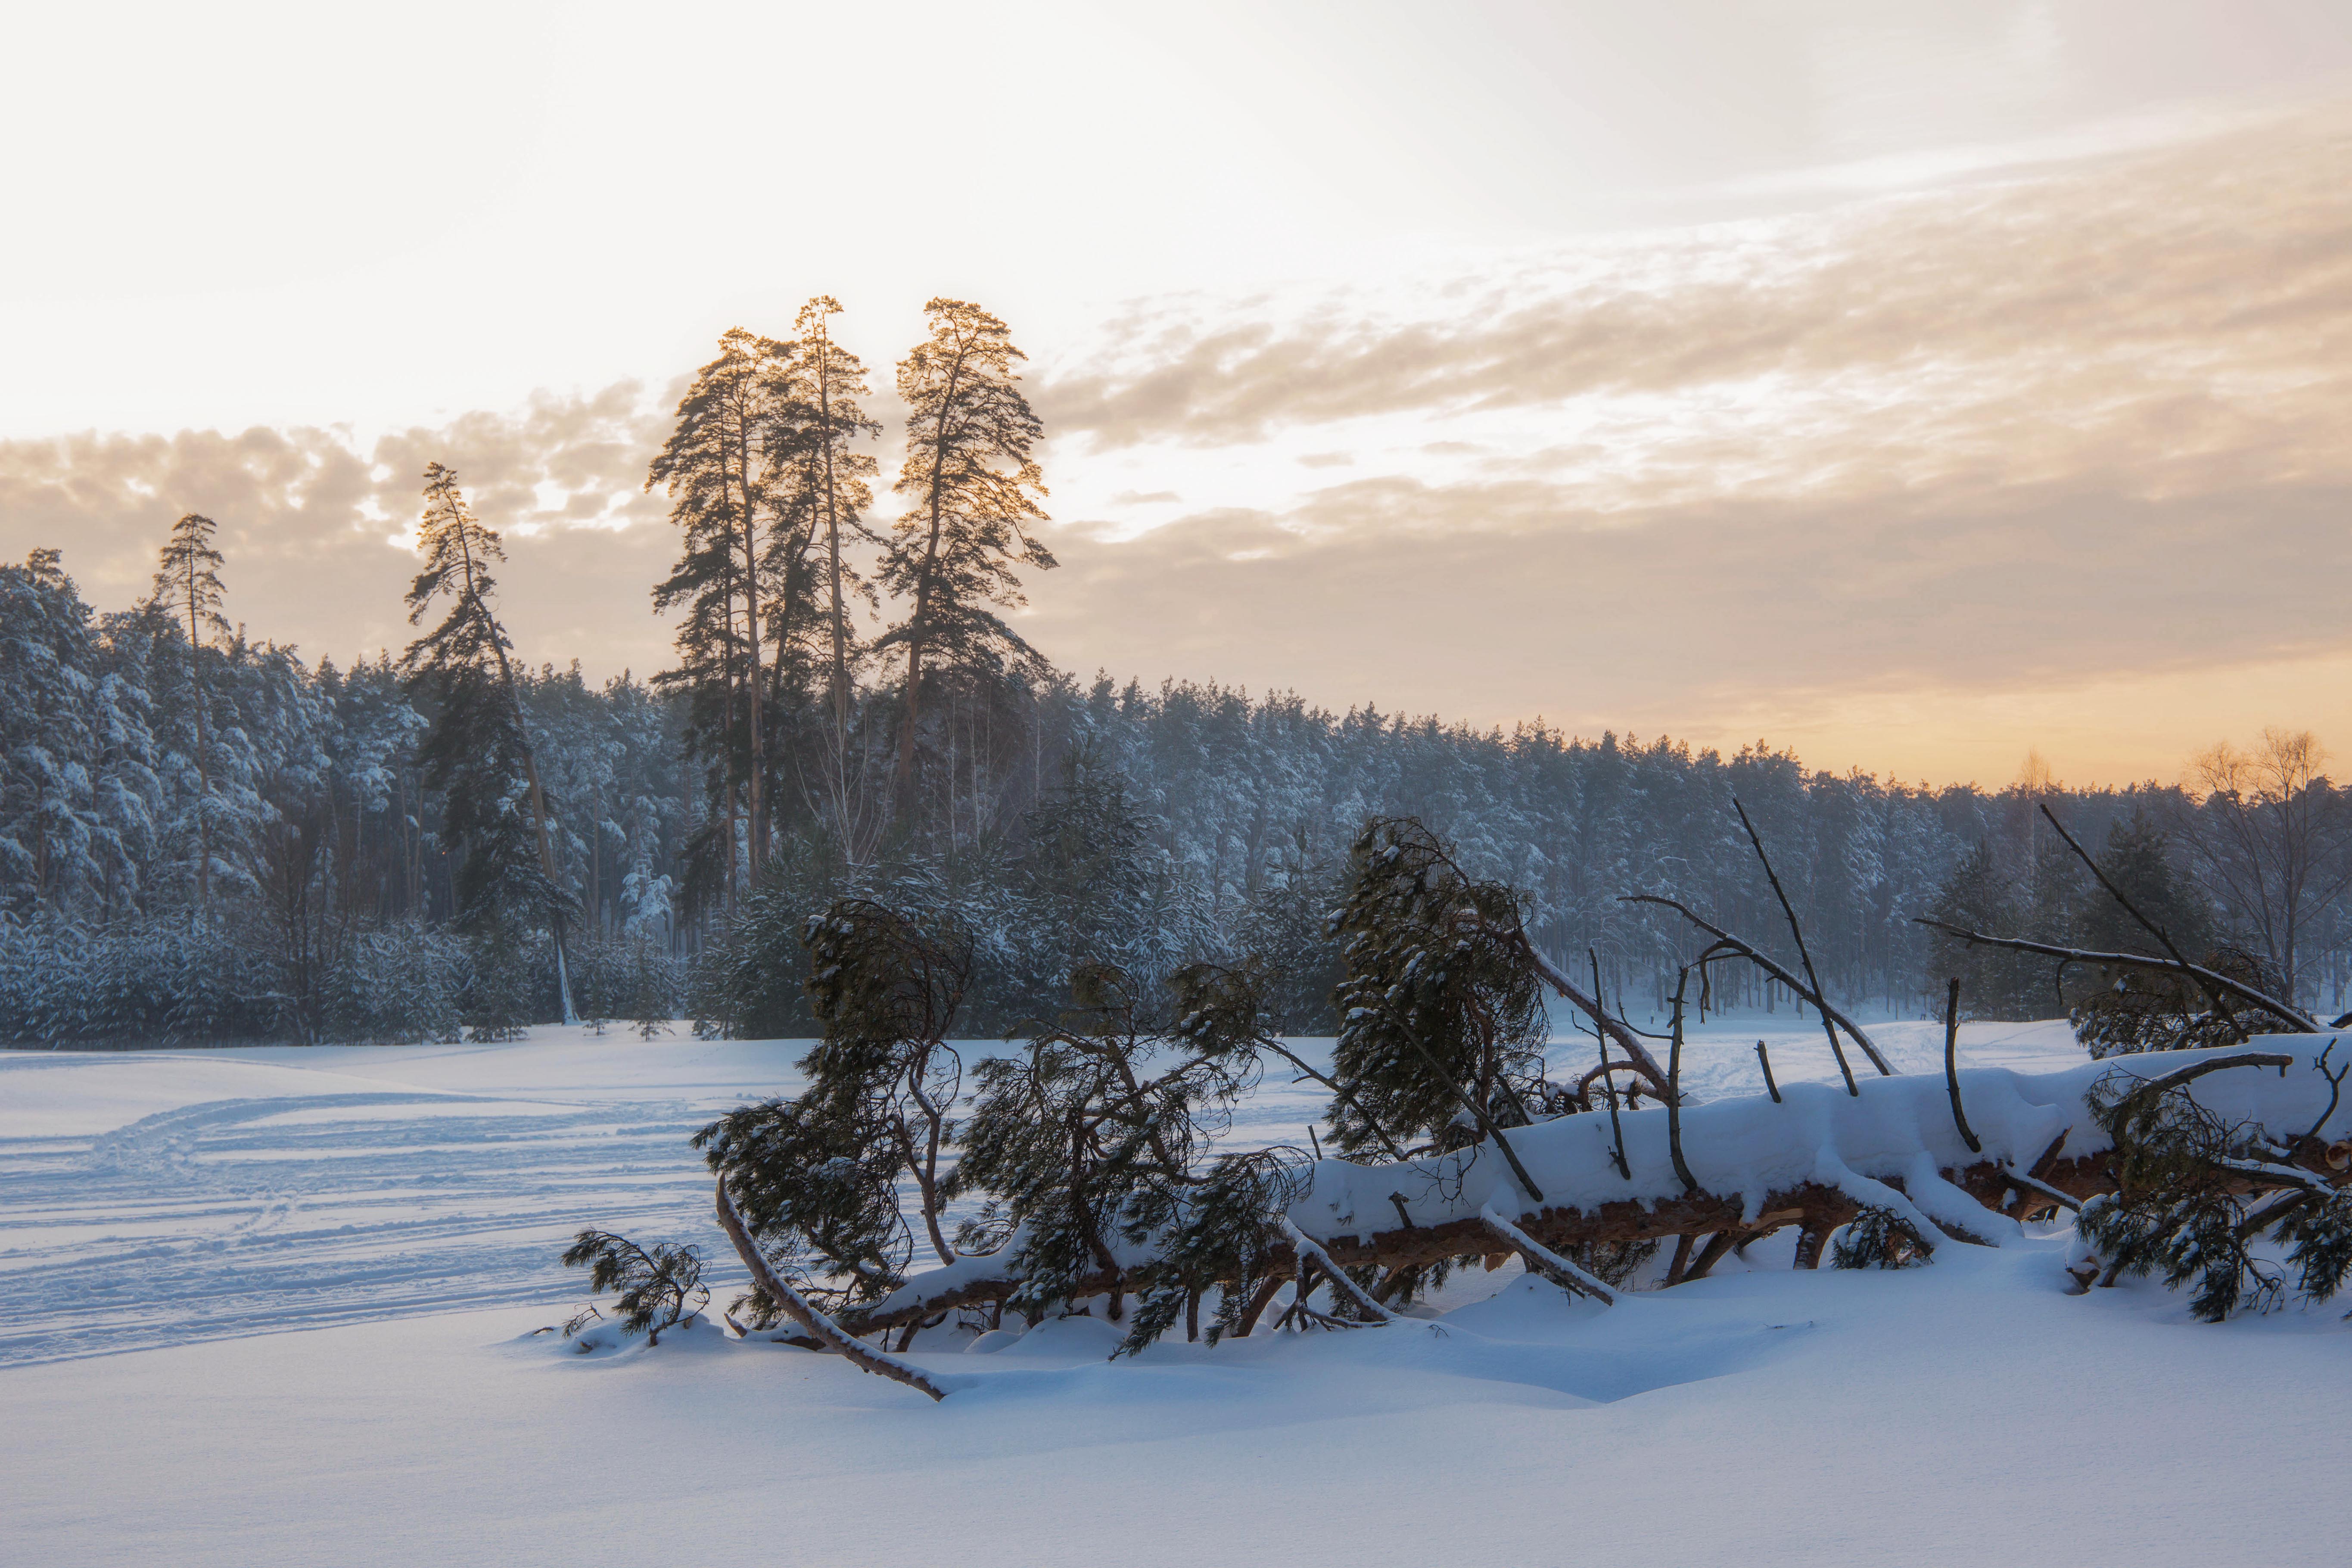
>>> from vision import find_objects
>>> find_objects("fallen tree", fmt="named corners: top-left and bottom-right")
top-left (809, 1036), bottom-right (2352, 1341)
top-left (558, 812), bottom-right (2352, 1401)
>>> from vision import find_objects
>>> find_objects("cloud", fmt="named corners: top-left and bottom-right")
top-left (1038, 101), bottom-right (2352, 500)
top-left (0, 386), bottom-right (681, 678)
top-left (1023, 470), bottom-right (2352, 782)
top-left (8, 98), bottom-right (2350, 784)
top-left (1000, 97), bottom-right (2352, 781)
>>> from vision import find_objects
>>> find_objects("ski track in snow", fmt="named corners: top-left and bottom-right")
top-left (0, 1016), bottom-right (2082, 1366)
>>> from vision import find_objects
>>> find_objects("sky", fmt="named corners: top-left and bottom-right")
top-left (4, 0), bottom-right (2349, 789)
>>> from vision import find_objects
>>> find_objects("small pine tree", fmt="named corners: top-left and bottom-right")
top-left (1014, 750), bottom-right (1158, 997)
top-left (1235, 854), bottom-right (1344, 1035)
top-left (2068, 809), bottom-right (2256, 1056)
top-left (1926, 841), bottom-right (2038, 1020)
top-left (559, 1230), bottom-right (707, 1344)
top-left (1832, 1207), bottom-right (1930, 1269)
top-left (629, 940), bottom-right (672, 1039)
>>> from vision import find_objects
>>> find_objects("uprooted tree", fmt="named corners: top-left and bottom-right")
top-left (562, 810), bottom-right (2352, 1400)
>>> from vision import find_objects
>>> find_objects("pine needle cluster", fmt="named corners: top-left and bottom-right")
top-left (559, 1230), bottom-right (708, 1344)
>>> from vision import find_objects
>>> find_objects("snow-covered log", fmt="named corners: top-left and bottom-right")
top-left (828, 1039), bottom-right (2352, 1335)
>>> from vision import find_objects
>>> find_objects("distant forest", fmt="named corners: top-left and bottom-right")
top-left (5, 299), bottom-right (2347, 1045)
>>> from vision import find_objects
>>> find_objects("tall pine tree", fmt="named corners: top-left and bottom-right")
top-left (398, 463), bottom-right (577, 1026)
top-left (646, 330), bottom-right (800, 883)
top-left (879, 299), bottom-right (1055, 809)
top-left (152, 513), bottom-right (227, 915)
top-left (790, 297), bottom-right (882, 829)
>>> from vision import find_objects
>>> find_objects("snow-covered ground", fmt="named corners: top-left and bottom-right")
top-left (5, 1019), bottom-right (2344, 1565)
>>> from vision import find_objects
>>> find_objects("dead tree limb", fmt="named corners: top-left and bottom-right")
top-left (2039, 803), bottom-right (2250, 1043)
top-left (1680, 1229), bottom-right (1742, 1282)
top-left (1523, 943), bottom-right (1674, 1098)
top-left (1475, 1205), bottom-right (1618, 1304)
top-left (1735, 798), bottom-right (1880, 1086)
top-left (1279, 1217), bottom-right (1399, 1324)
top-left (1666, 968), bottom-right (1699, 1192)
top-left (1622, 895), bottom-right (1894, 1079)
top-left (1791, 1199), bottom-right (1855, 1269)
top-left (1235, 1270), bottom-right (1289, 1337)
top-left (2110, 1051), bottom-right (2296, 1113)
top-left (1592, 949), bottom-right (1633, 1177)
top-left (1944, 978), bottom-right (1981, 1154)
top-left (1912, 921), bottom-right (2318, 1033)
top-left (1999, 1167), bottom-right (2080, 1216)
top-left (712, 1177), bottom-right (953, 1401)
top-left (1258, 1039), bottom-right (1409, 1160)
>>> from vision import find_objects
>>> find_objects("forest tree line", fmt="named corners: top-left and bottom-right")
top-left (5, 298), bottom-right (2349, 1045)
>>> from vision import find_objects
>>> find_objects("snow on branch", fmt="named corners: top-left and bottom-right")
top-left (713, 1176), bottom-right (958, 1401)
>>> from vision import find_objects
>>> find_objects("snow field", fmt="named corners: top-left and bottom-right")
top-left (6, 1017), bottom-right (2344, 1565)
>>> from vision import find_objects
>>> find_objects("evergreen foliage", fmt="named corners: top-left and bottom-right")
top-left (2078, 1054), bottom-right (2352, 1319)
top-left (17, 305), bottom-right (2352, 1057)
top-left (1926, 841), bottom-right (2039, 1020)
top-left (958, 964), bottom-right (1264, 1325)
top-left (695, 1091), bottom-right (912, 1322)
top-left (647, 328), bottom-right (803, 880)
top-left (1831, 1207), bottom-right (1930, 1269)
top-left (881, 299), bottom-right (1055, 801)
top-left (2069, 810), bottom-right (2246, 1056)
top-left (1326, 817), bottom-right (1548, 1158)
top-left (693, 897), bottom-right (976, 1323)
top-left (398, 464), bottom-right (576, 1021)
top-left (151, 513), bottom-right (228, 912)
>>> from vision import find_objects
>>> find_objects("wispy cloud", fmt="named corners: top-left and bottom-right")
top-left (1041, 103), bottom-right (2352, 498)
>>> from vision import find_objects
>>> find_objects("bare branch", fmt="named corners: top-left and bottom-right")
top-left (2040, 802), bottom-right (2249, 1043)
top-left (1624, 893), bottom-right (1895, 1076)
top-left (1943, 978), bottom-right (1981, 1155)
top-left (1733, 799), bottom-right (1879, 1086)
top-left (1521, 943), bottom-right (1674, 1097)
top-left (1911, 920), bottom-right (2319, 1033)
top-left (1999, 1167), bottom-right (2080, 1214)
top-left (1279, 1218), bottom-right (1398, 1324)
